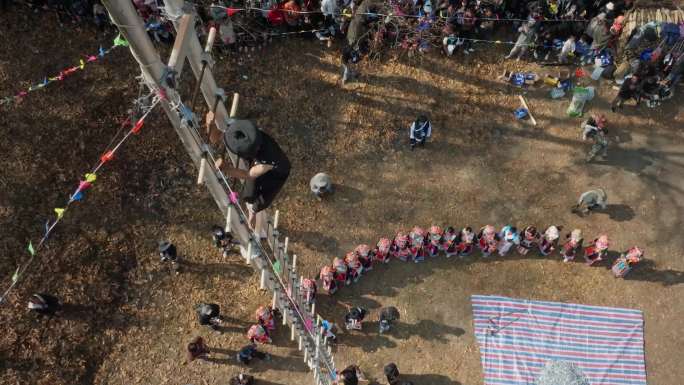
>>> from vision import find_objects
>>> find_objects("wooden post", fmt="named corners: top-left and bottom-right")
top-left (272, 291), bottom-right (277, 310)
top-left (273, 209), bottom-right (279, 230)
top-left (299, 335), bottom-right (303, 350)
top-left (291, 322), bottom-right (296, 341)
top-left (246, 241), bottom-right (252, 265)
top-left (225, 206), bottom-right (231, 233)
top-left (230, 93), bottom-right (240, 118)
top-left (260, 269), bottom-right (267, 290)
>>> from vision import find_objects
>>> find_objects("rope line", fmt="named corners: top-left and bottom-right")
top-left (0, 93), bottom-right (161, 305)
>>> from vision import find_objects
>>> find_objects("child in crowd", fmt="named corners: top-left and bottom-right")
top-left (355, 244), bottom-right (373, 271)
top-left (392, 232), bottom-right (412, 262)
top-left (477, 225), bottom-right (498, 257)
top-left (560, 229), bottom-right (583, 262)
top-left (584, 234), bottom-right (609, 265)
top-left (320, 265), bottom-right (338, 294)
top-left (539, 226), bottom-right (561, 256)
top-left (426, 226), bottom-right (443, 257)
top-left (409, 226), bottom-right (427, 262)
top-left (374, 238), bottom-right (392, 263)
top-left (333, 257), bottom-right (350, 285)
top-left (498, 225), bottom-right (520, 256)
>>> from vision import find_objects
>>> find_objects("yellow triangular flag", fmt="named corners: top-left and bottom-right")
top-left (85, 173), bottom-right (97, 183)
top-left (54, 208), bottom-right (65, 219)
top-left (79, 59), bottom-right (85, 70)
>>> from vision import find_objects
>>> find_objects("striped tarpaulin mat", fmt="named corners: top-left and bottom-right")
top-left (471, 295), bottom-right (646, 385)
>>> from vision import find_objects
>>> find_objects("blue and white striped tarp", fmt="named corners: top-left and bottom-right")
top-left (472, 295), bottom-right (647, 385)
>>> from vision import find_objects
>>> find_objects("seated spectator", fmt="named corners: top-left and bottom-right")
top-left (27, 293), bottom-right (61, 317)
top-left (196, 303), bottom-right (222, 329)
top-left (229, 374), bottom-right (255, 385)
top-left (236, 343), bottom-right (269, 365)
top-left (186, 336), bottom-right (210, 362)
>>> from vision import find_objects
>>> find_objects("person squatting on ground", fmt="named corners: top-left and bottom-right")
top-left (27, 293), bottom-right (61, 317)
top-left (345, 251), bottom-right (363, 283)
top-left (378, 306), bottom-right (400, 334)
top-left (611, 75), bottom-right (641, 111)
top-left (236, 343), bottom-right (269, 365)
top-left (344, 306), bottom-right (367, 330)
top-left (310, 172), bottom-right (334, 200)
top-left (159, 240), bottom-right (180, 272)
top-left (255, 305), bottom-right (276, 332)
top-left (229, 373), bottom-right (255, 385)
top-left (186, 336), bottom-right (210, 362)
top-left (581, 114), bottom-right (609, 162)
top-left (216, 120), bottom-right (291, 239)
top-left (409, 115), bottom-right (432, 150)
top-left (335, 364), bottom-right (367, 385)
top-left (196, 303), bottom-right (222, 329)
top-left (572, 188), bottom-right (607, 216)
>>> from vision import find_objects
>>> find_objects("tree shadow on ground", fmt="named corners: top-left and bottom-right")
top-left (247, 351), bottom-right (309, 373)
top-left (401, 373), bottom-right (463, 385)
top-left (284, 229), bottom-right (340, 254)
top-left (337, 329), bottom-right (398, 352)
top-left (391, 319), bottom-right (465, 343)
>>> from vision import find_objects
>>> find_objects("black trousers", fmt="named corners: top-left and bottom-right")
top-left (243, 174), bottom-right (288, 212)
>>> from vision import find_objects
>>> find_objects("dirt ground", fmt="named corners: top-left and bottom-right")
top-left (1, 7), bottom-right (683, 385)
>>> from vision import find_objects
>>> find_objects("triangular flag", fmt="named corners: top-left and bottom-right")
top-left (54, 208), bottom-right (65, 219)
top-left (273, 260), bottom-right (281, 275)
top-left (85, 173), bottom-right (97, 183)
top-left (78, 180), bottom-right (92, 191)
top-left (72, 191), bottom-right (83, 201)
top-left (87, 55), bottom-right (97, 62)
top-left (100, 150), bottom-right (115, 163)
top-left (27, 241), bottom-right (35, 256)
top-left (44, 220), bottom-right (51, 236)
top-left (99, 46), bottom-right (106, 57)
top-left (79, 59), bottom-right (85, 70)
top-left (42, 77), bottom-right (48, 86)
top-left (113, 33), bottom-right (129, 47)
top-left (11, 266), bottom-right (20, 283)
top-left (131, 120), bottom-right (144, 134)
top-left (226, 8), bottom-right (240, 17)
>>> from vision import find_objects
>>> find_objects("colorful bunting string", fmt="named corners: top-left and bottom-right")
top-left (0, 92), bottom-right (161, 305)
top-left (0, 35), bottom-right (127, 108)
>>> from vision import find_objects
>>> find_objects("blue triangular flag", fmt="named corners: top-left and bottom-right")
top-left (72, 191), bottom-right (83, 201)
top-left (99, 46), bottom-right (106, 57)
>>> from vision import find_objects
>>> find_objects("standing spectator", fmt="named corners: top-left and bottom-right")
top-left (236, 343), bottom-right (269, 364)
top-left (409, 115), bottom-right (432, 150)
top-left (316, 0), bottom-right (338, 40)
top-left (186, 336), bottom-right (210, 362)
top-left (27, 293), bottom-right (61, 317)
top-left (93, 1), bottom-right (108, 31)
top-left (581, 114), bottom-right (609, 162)
top-left (505, 17), bottom-right (537, 61)
top-left (384, 362), bottom-right (400, 385)
top-left (159, 241), bottom-right (180, 273)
